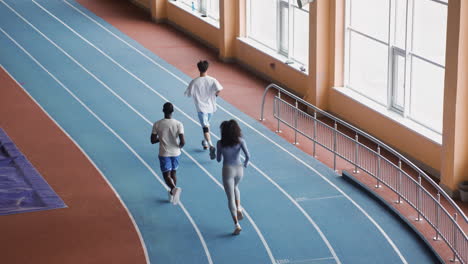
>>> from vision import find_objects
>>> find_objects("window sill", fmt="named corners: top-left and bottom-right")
top-left (333, 87), bottom-right (442, 145)
top-left (237, 37), bottom-right (309, 76)
top-left (169, 0), bottom-right (220, 29)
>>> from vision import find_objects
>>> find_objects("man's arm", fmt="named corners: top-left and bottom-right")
top-left (151, 133), bottom-right (159, 144)
top-left (178, 134), bottom-right (185, 148)
top-left (214, 79), bottom-right (223, 97)
top-left (184, 81), bottom-right (193, 97)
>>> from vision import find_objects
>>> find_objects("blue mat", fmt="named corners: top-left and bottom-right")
top-left (0, 128), bottom-right (66, 215)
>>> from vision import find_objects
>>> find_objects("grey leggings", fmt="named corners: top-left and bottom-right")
top-left (222, 164), bottom-right (244, 219)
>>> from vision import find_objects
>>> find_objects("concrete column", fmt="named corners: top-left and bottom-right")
top-left (329, 0), bottom-right (345, 88)
top-left (440, 0), bottom-right (468, 195)
top-left (219, 0), bottom-right (237, 61)
top-left (304, 0), bottom-right (331, 109)
top-left (237, 0), bottom-right (246, 38)
top-left (150, 0), bottom-right (167, 23)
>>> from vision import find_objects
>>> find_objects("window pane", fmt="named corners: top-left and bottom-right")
top-left (349, 32), bottom-right (389, 105)
top-left (413, 0), bottom-right (447, 65)
top-left (182, 0), bottom-right (199, 10)
top-left (207, 0), bottom-right (219, 20)
top-left (350, 0), bottom-right (390, 42)
top-left (394, 0), bottom-right (407, 49)
top-left (248, 0), bottom-right (278, 50)
top-left (410, 57), bottom-right (444, 132)
top-left (292, 7), bottom-right (309, 65)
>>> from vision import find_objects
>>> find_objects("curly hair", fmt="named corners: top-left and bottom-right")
top-left (220, 120), bottom-right (242, 147)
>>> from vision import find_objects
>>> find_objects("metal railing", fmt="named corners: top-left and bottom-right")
top-left (260, 83), bottom-right (468, 263)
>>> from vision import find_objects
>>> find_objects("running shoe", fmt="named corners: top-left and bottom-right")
top-left (168, 190), bottom-right (173, 203)
top-left (209, 146), bottom-right (216, 160)
top-left (233, 224), bottom-right (242, 235)
top-left (202, 140), bottom-right (208, 150)
top-left (237, 208), bottom-right (244, 221)
top-left (172, 187), bottom-right (182, 205)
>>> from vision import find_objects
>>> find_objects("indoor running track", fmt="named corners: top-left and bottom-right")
top-left (0, 0), bottom-right (440, 263)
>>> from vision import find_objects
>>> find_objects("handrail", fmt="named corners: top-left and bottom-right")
top-left (260, 83), bottom-right (468, 223)
top-left (261, 83), bottom-right (468, 262)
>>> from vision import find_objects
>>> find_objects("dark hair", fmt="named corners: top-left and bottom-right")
top-left (163, 102), bottom-right (174, 114)
top-left (197, 60), bottom-right (209, 73)
top-left (220, 120), bottom-right (242, 147)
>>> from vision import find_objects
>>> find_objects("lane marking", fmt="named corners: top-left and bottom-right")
top-left (277, 257), bottom-right (335, 264)
top-left (276, 257), bottom-right (336, 264)
top-left (295, 195), bottom-right (344, 203)
top-left (36, 1), bottom-right (341, 262)
top-left (54, 6), bottom-right (409, 260)
top-left (1, 2), bottom-right (276, 262)
top-left (0, 26), bottom-right (212, 264)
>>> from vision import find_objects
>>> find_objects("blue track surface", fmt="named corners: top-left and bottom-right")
top-left (0, 0), bottom-right (441, 263)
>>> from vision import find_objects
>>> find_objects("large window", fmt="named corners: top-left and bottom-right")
top-left (247, 0), bottom-right (309, 67)
top-left (345, 0), bottom-right (447, 133)
top-left (179, 0), bottom-right (219, 21)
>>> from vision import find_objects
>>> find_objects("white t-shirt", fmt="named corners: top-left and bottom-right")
top-left (184, 76), bottom-right (223, 113)
top-left (152, 118), bottom-right (184, 157)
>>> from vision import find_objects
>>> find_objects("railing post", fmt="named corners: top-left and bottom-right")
top-left (353, 134), bottom-right (359, 174)
top-left (259, 84), bottom-right (273, 121)
top-left (416, 175), bottom-right (422, 221)
top-left (313, 111), bottom-right (317, 157)
top-left (376, 146), bottom-right (381, 188)
top-left (396, 160), bottom-right (402, 204)
top-left (433, 193), bottom-right (441, 241)
top-left (276, 92), bottom-right (281, 133)
top-left (293, 100), bottom-right (299, 145)
top-left (333, 123), bottom-right (337, 172)
top-left (450, 213), bottom-right (458, 262)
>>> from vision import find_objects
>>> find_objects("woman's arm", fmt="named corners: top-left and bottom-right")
top-left (240, 139), bottom-right (250, 167)
top-left (216, 140), bottom-right (222, 162)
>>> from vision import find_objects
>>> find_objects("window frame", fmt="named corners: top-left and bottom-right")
top-left (344, 0), bottom-right (447, 134)
top-left (246, 0), bottom-right (309, 67)
top-left (177, 0), bottom-right (220, 21)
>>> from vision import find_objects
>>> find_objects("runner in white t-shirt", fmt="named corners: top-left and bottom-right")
top-left (184, 60), bottom-right (223, 160)
top-left (151, 102), bottom-right (185, 205)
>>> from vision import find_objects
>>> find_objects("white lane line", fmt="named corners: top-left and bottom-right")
top-left (36, 2), bottom-right (342, 262)
top-left (63, 5), bottom-right (409, 258)
top-left (19, 1), bottom-right (276, 262)
top-left (0, 26), bottom-right (212, 264)
top-left (295, 195), bottom-right (344, 203)
top-left (276, 258), bottom-right (333, 264)
top-left (37, 2), bottom-right (340, 263)
top-left (276, 257), bottom-right (335, 264)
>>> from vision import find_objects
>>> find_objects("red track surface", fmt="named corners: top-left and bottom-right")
top-left (0, 66), bottom-right (146, 263)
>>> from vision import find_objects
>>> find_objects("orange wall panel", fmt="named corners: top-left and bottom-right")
top-left (235, 40), bottom-right (309, 97)
top-left (167, 4), bottom-right (220, 49)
